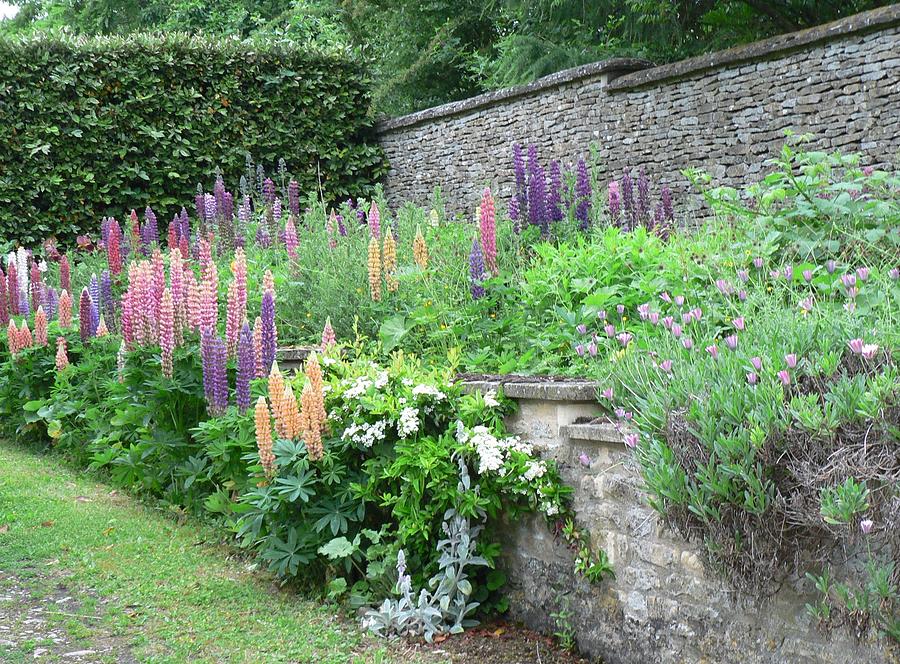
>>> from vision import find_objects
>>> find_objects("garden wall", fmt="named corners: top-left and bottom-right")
top-left (377, 5), bottom-right (900, 216)
top-left (458, 378), bottom-right (894, 664)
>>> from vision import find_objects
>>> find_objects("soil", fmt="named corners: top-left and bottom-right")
top-left (0, 570), bottom-right (136, 663)
top-left (413, 620), bottom-right (590, 664)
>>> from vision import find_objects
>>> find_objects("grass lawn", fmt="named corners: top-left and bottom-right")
top-left (0, 441), bottom-right (433, 663)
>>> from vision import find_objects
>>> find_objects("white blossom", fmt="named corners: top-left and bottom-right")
top-left (483, 390), bottom-right (500, 408)
top-left (523, 460), bottom-right (547, 481)
top-left (412, 384), bottom-right (446, 401)
top-left (342, 419), bottom-right (388, 448)
top-left (397, 407), bottom-right (420, 438)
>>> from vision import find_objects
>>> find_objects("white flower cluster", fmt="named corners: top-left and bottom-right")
top-left (343, 376), bottom-right (373, 400)
top-left (412, 384), bottom-right (446, 401)
top-left (374, 371), bottom-right (389, 389)
top-left (483, 390), bottom-right (500, 408)
top-left (342, 419), bottom-right (388, 448)
top-left (458, 424), bottom-right (534, 475)
top-left (523, 460), bottom-right (547, 481)
top-left (397, 407), bottom-right (420, 438)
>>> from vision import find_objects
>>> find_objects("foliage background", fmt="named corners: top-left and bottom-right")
top-left (2, 1), bottom-right (892, 115)
top-left (0, 31), bottom-right (386, 244)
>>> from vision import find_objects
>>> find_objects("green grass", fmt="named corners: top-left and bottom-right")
top-left (0, 441), bottom-right (429, 663)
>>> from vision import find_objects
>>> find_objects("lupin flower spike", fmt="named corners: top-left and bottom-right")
top-left (34, 306), bottom-right (48, 347)
top-left (78, 288), bottom-right (93, 342)
top-left (321, 318), bottom-right (336, 348)
top-left (55, 336), bottom-right (69, 371)
top-left (413, 226), bottom-right (429, 270)
top-left (236, 323), bottom-right (254, 412)
top-left (367, 237), bottom-right (381, 302)
top-left (479, 188), bottom-right (497, 275)
top-left (368, 201), bottom-right (381, 239)
top-left (159, 289), bottom-right (175, 378)
top-left (253, 316), bottom-right (264, 378)
top-left (95, 316), bottom-right (109, 338)
top-left (383, 231), bottom-right (398, 293)
top-left (261, 290), bottom-right (277, 375)
top-left (254, 396), bottom-right (276, 478)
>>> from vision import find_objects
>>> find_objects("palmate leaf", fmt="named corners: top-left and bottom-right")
top-left (309, 496), bottom-right (363, 535)
top-left (260, 527), bottom-right (317, 577)
top-left (274, 470), bottom-right (317, 503)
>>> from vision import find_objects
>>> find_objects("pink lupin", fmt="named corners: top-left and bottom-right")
top-left (55, 337), bottom-right (69, 371)
top-left (284, 217), bottom-right (299, 259)
top-left (253, 316), bottom-right (264, 379)
top-left (186, 271), bottom-right (201, 332)
top-left (225, 281), bottom-right (241, 357)
top-left (479, 187), bottom-right (497, 276)
top-left (34, 306), bottom-right (48, 347)
top-left (321, 318), bottom-right (336, 347)
top-left (160, 288), bottom-right (175, 378)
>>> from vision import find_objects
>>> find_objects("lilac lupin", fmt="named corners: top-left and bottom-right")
top-left (661, 186), bottom-right (674, 221)
top-left (100, 270), bottom-right (115, 332)
top-left (236, 322), bottom-right (254, 412)
top-left (214, 175), bottom-right (226, 215)
top-left (201, 329), bottom-right (229, 417)
top-left (575, 158), bottom-right (591, 230)
top-left (288, 179), bottom-right (300, 216)
top-left (145, 207), bottom-right (159, 246)
top-left (260, 290), bottom-right (277, 374)
top-left (547, 160), bottom-right (564, 222)
top-left (527, 146), bottom-right (548, 235)
top-left (194, 187), bottom-right (205, 224)
top-left (469, 236), bottom-right (486, 300)
top-left (263, 178), bottom-right (276, 207)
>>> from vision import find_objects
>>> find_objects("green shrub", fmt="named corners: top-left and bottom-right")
top-left (0, 33), bottom-right (386, 245)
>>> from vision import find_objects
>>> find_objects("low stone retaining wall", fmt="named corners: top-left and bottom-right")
top-left (460, 377), bottom-right (895, 664)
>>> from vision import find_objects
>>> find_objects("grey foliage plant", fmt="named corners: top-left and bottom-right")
top-left (361, 457), bottom-right (489, 642)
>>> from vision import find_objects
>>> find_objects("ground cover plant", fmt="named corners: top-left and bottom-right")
top-left (0, 442), bottom-right (408, 664)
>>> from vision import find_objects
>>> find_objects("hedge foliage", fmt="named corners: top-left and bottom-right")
top-left (0, 33), bottom-right (387, 245)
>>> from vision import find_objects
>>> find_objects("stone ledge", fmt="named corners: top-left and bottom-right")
top-left (376, 58), bottom-right (651, 133)
top-left (561, 421), bottom-right (622, 444)
top-left (459, 377), bottom-right (599, 402)
top-left (607, 4), bottom-right (900, 91)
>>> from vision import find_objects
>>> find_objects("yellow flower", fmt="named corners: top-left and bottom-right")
top-left (383, 232), bottom-right (398, 292)
top-left (413, 226), bottom-right (429, 270)
top-left (367, 237), bottom-right (381, 302)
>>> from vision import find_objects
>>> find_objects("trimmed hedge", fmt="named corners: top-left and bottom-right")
top-left (0, 33), bottom-right (387, 245)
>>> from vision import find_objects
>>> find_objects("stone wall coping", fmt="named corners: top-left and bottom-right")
top-left (376, 58), bottom-right (651, 133)
top-left (561, 421), bottom-right (623, 444)
top-left (276, 346), bottom-right (320, 361)
top-left (607, 4), bottom-right (900, 92)
top-left (459, 377), bottom-right (599, 402)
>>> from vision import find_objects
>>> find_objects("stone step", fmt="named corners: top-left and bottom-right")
top-left (560, 420), bottom-right (623, 444)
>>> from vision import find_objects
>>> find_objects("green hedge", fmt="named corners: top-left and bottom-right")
top-left (0, 33), bottom-right (387, 245)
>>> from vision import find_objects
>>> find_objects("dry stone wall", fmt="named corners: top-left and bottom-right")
top-left (377, 6), bottom-right (900, 217)
top-left (458, 378), bottom-right (895, 664)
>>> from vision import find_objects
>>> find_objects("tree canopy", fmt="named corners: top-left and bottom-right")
top-left (2, 1), bottom-right (891, 116)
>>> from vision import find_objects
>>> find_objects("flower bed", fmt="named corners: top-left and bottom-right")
top-left (0, 140), bottom-right (896, 651)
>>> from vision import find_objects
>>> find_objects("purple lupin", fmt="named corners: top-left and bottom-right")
top-left (260, 290), bottom-right (277, 374)
top-left (236, 322), bottom-right (254, 412)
